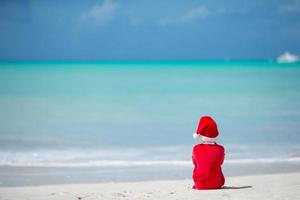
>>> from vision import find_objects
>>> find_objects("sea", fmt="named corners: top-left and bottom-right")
top-left (0, 60), bottom-right (300, 186)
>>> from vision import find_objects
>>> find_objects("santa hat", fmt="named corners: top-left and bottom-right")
top-left (193, 116), bottom-right (219, 143)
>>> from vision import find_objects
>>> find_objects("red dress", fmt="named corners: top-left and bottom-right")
top-left (192, 143), bottom-right (225, 190)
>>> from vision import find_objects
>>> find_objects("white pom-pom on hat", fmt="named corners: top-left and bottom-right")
top-left (193, 133), bottom-right (200, 139)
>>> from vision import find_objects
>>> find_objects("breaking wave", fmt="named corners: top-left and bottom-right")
top-left (1, 148), bottom-right (300, 167)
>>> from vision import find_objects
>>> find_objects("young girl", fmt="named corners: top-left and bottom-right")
top-left (192, 116), bottom-right (225, 190)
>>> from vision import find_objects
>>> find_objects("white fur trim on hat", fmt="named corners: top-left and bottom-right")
top-left (193, 133), bottom-right (217, 143)
top-left (200, 135), bottom-right (217, 143)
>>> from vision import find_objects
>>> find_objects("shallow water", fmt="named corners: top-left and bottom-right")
top-left (0, 60), bottom-right (300, 185)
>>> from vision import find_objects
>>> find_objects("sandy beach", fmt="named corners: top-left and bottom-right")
top-left (0, 172), bottom-right (299, 200)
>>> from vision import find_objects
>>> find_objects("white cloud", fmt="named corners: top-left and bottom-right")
top-left (181, 5), bottom-right (210, 23)
top-left (279, 0), bottom-right (300, 13)
top-left (80, 0), bottom-right (119, 26)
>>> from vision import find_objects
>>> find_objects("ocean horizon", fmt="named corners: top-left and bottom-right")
top-left (0, 60), bottom-right (300, 186)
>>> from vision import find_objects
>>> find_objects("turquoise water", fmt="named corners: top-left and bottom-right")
top-left (0, 60), bottom-right (300, 185)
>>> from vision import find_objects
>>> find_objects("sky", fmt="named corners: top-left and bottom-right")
top-left (0, 0), bottom-right (300, 60)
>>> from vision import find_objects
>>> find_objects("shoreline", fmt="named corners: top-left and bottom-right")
top-left (1, 172), bottom-right (299, 200)
top-left (1, 161), bottom-right (300, 187)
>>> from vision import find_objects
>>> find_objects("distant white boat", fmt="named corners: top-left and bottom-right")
top-left (277, 52), bottom-right (299, 63)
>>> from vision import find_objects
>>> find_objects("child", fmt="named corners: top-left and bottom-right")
top-left (192, 116), bottom-right (225, 190)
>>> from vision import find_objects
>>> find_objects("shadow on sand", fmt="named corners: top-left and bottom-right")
top-left (222, 186), bottom-right (253, 190)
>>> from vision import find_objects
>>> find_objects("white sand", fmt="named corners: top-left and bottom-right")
top-left (0, 172), bottom-right (299, 200)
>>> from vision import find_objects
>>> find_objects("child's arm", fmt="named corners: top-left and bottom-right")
top-left (220, 146), bottom-right (225, 165)
top-left (192, 153), bottom-right (196, 165)
top-left (193, 148), bottom-right (210, 180)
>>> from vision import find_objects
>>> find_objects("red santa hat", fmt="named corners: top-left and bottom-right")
top-left (193, 116), bottom-right (219, 143)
